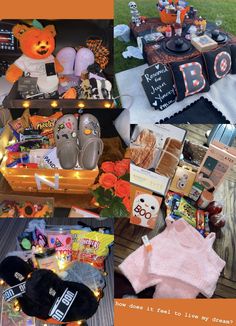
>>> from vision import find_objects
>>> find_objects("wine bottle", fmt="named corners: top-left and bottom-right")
top-left (174, 10), bottom-right (182, 36)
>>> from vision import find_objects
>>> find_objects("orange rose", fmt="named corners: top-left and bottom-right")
top-left (99, 173), bottom-right (117, 189)
top-left (114, 161), bottom-right (127, 177)
top-left (101, 161), bottom-right (115, 173)
top-left (121, 158), bottom-right (130, 170)
top-left (115, 179), bottom-right (130, 198)
top-left (122, 196), bottom-right (131, 212)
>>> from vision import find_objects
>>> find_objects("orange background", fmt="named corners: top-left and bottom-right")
top-left (115, 299), bottom-right (236, 325)
top-left (0, 0), bottom-right (113, 19)
top-left (1, 1), bottom-right (236, 325)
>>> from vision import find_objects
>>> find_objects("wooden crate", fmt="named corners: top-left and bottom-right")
top-left (0, 126), bottom-right (99, 194)
top-left (0, 156), bottom-right (99, 194)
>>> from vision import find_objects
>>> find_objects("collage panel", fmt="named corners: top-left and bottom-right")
top-left (114, 0), bottom-right (236, 124)
top-left (0, 107), bottom-right (129, 217)
top-left (0, 16), bottom-right (117, 326)
top-left (115, 124), bottom-right (236, 299)
top-left (0, 18), bottom-right (130, 219)
top-left (0, 218), bottom-right (114, 325)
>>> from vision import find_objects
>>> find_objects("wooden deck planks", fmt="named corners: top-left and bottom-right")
top-left (0, 218), bottom-right (114, 326)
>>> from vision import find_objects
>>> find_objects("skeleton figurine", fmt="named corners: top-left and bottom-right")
top-left (128, 2), bottom-right (141, 26)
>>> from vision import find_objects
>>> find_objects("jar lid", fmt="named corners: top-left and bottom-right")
top-left (46, 227), bottom-right (70, 234)
top-left (35, 248), bottom-right (56, 258)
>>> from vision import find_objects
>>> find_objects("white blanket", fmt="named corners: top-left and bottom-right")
top-left (115, 64), bottom-right (236, 124)
top-left (0, 76), bottom-right (13, 106)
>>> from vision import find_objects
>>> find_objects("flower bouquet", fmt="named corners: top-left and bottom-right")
top-left (91, 159), bottom-right (130, 218)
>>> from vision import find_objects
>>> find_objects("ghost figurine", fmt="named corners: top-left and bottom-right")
top-left (132, 194), bottom-right (161, 228)
top-left (128, 2), bottom-right (141, 26)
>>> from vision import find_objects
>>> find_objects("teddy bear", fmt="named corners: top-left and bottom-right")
top-left (6, 23), bottom-right (63, 94)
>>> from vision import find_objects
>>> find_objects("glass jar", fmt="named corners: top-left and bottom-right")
top-left (47, 227), bottom-right (72, 270)
top-left (35, 248), bottom-right (59, 274)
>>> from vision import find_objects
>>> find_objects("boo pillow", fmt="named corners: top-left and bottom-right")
top-left (203, 45), bottom-right (232, 85)
top-left (230, 45), bottom-right (236, 74)
top-left (170, 56), bottom-right (210, 102)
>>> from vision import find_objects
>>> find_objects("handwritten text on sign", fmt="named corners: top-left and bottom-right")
top-left (142, 63), bottom-right (176, 111)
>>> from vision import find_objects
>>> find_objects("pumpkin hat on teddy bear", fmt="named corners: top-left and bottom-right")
top-left (6, 20), bottom-right (63, 94)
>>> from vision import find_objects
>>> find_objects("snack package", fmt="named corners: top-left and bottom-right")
top-left (204, 212), bottom-right (210, 237)
top-left (8, 109), bottom-right (31, 141)
top-left (9, 116), bottom-right (30, 141)
top-left (6, 152), bottom-right (29, 167)
top-left (19, 131), bottom-right (44, 142)
top-left (165, 191), bottom-right (181, 219)
top-left (6, 139), bottom-right (49, 152)
top-left (196, 210), bottom-right (205, 237)
top-left (71, 230), bottom-right (114, 270)
top-left (29, 112), bottom-right (63, 145)
top-left (174, 197), bottom-right (197, 227)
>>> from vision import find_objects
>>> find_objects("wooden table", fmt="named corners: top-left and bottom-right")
top-left (115, 124), bottom-right (236, 298)
top-left (130, 18), bottom-right (236, 65)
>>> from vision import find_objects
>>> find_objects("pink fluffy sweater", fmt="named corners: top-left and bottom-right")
top-left (119, 216), bottom-right (225, 298)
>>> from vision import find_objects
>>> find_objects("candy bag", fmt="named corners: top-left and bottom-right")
top-left (174, 197), bottom-right (197, 227)
top-left (71, 230), bottom-right (114, 270)
top-left (30, 112), bottom-right (63, 145)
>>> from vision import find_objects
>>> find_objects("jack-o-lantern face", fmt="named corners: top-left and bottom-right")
top-left (12, 24), bottom-right (56, 59)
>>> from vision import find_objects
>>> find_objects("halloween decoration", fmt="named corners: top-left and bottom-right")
top-left (6, 22), bottom-right (63, 94)
top-left (128, 2), bottom-right (141, 26)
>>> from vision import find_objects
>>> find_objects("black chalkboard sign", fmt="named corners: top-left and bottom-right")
top-left (141, 63), bottom-right (176, 110)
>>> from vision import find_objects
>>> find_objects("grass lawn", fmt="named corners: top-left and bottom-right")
top-left (114, 0), bottom-right (236, 73)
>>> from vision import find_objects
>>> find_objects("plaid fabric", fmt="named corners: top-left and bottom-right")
top-left (86, 39), bottom-right (110, 70)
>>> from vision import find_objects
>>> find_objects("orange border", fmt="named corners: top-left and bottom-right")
top-left (0, 0), bottom-right (113, 19)
top-left (114, 299), bottom-right (236, 326)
